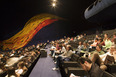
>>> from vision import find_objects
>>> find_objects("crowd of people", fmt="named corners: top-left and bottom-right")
top-left (0, 44), bottom-right (43, 77)
top-left (0, 30), bottom-right (116, 77)
top-left (49, 32), bottom-right (116, 77)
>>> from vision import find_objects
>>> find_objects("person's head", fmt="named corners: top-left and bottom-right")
top-left (104, 33), bottom-right (108, 38)
top-left (78, 57), bottom-right (92, 71)
top-left (84, 33), bottom-right (86, 36)
top-left (79, 41), bottom-right (82, 45)
top-left (96, 44), bottom-right (102, 51)
top-left (95, 38), bottom-right (98, 42)
top-left (11, 50), bottom-right (15, 53)
top-left (56, 42), bottom-right (59, 45)
top-left (32, 45), bottom-right (35, 48)
top-left (83, 42), bottom-right (87, 46)
top-left (96, 35), bottom-right (99, 38)
top-left (113, 32), bottom-right (116, 38)
top-left (74, 37), bottom-right (77, 39)
top-left (0, 54), bottom-right (3, 58)
top-left (62, 43), bottom-right (66, 48)
top-left (18, 61), bottom-right (25, 69)
top-left (110, 45), bottom-right (116, 54)
top-left (114, 38), bottom-right (116, 44)
top-left (66, 45), bottom-right (72, 51)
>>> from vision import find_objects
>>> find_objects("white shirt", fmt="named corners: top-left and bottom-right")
top-left (61, 47), bottom-right (66, 53)
top-left (15, 69), bottom-right (23, 74)
top-left (100, 51), bottom-right (112, 61)
top-left (51, 46), bottom-right (56, 50)
top-left (0, 69), bottom-right (3, 74)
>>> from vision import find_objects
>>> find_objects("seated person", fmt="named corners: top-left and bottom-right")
top-left (103, 34), bottom-right (108, 42)
top-left (54, 44), bottom-right (62, 55)
top-left (70, 57), bottom-right (111, 77)
top-left (6, 67), bottom-right (19, 77)
top-left (1, 56), bottom-right (7, 65)
top-left (0, 62), bottom-right (5, 74)
top-left (104, 38), bottom-right (112, 50)
top-left (36, 44), bottom-right (40, 49)
top-left (95, 34), bottom-right (99, 39)
top-left (50, 44), bottom-right (56, 57)
top-left (98, 38), bottom-right (105, 46)
top-left (74, 37), bottom-right (77, 42)
top-left (112, 38), bottom-right (116, 45)
top-left (113, 50), bottom-right (116, 62)
top-left (60, 44), bottom-right (66, 54)
top-left (81, 42), bottom-right (89, 52)
top-left (77, 41), bottom-right (83, 50)
top-left (15, 61), bottom-right (27, 75)
top-left (0, 53), bottom-right (3, 59)
top-left (79, 42), bottom-right (89, 56)
top-left (78, 57), bottom-right (110, 77)
top-left (90, 38), bottom-right (98, 47)
top-left (90, 44), bottom-right (105, 56)
top-left (10, 50), bottom-right (16, 57)
top-left (112, 32), bottom-right (116, 42)
top-left (76, 41), bottom-right (83, 54)
top-left (52, 45), bottom-right (73, 70)
top-left (53, 44), bottom-right (66, 58)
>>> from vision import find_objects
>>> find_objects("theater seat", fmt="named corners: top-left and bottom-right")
top-left (66, 67), bottom-right (87, 77)
top-left (103, 71), bottom-right (115, 77)
top-left (61, 54), bottom-right (81, 77)
top-left (106, 64), bottom-right (116, 74)
top-left (62, 54), bottom-right (80, 68)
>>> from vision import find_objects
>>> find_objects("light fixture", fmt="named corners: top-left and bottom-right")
top-left (52, 3), bottom-right (56, 7)
top-left (53, 0), bottom-right (57, 2)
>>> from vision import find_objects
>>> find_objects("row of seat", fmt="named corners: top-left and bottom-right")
top-left (60, 53), bottom-right (116, 77)
top-left (20, 54), bottom-right (40, 77)
top-left (0, 50), bottom-right (41, 77)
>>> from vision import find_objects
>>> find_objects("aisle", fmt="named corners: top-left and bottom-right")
top-left (29, 45), bottom-right (62, 77)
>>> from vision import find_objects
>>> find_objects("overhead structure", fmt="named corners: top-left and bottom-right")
top-left (84, 0), bottom-right (116, 23)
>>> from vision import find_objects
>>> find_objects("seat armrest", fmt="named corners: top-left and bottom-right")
top-left (103, 71), bottom-right (115, 77)
top-left (107, 64), bottom-right (116, 73)
top-left (67, 67), bottom-right (87, 77)
top-left (63, 61), bottom-right (79, 68)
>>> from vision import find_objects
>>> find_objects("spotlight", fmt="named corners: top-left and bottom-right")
top-left (53, 0), bottom-right (57, 2)
top-left (52, 3), bottom-right (56, 7)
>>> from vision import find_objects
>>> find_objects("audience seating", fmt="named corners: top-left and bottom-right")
top-left (20, 53), bottom-right (40, 77)
top-left (0, 28), bottom-right (116, 77)
top-left (66, 67), bottom-right (87, 77)
top-left (103, 71), bottom-right (115, 77)
top-left (0, 71), bottom-right (7, 77)
top-left (106, 64), bottom-right (116, 76)
top-left (62, 54), bottom-right (80, 68)
top-left (60, 54), bottom-right (86, 77)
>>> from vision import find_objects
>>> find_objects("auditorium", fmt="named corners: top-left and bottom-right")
top-left (0, 0), bottom-right (116, 77)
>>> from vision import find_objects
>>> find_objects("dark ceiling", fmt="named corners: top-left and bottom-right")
top-left (0, 0), bottom-right (99, 40)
